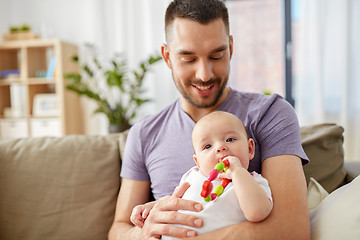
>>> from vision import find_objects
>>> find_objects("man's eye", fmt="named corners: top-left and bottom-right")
top-left (211, 56), bottom-right (222, 60)
top-left (210, 53), bottom-right (223, 60)
top-left (203, 144), bottom-right (212, 150)
top-left (226, 138), bottom-right (235, 143)
top-left (181, 57), bottom-right (196, 63)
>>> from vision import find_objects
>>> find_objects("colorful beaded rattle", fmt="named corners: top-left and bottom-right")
top-left (200, 159), bottom-right (232, 202)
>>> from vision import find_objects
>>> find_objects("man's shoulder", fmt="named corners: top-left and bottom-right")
top-left (229, 89), bottom-right (287, 107)
top-left (222, 89), bottom-right (290, 121)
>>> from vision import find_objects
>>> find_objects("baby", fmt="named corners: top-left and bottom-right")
top-left (131, 111), bottom-right (273, 237)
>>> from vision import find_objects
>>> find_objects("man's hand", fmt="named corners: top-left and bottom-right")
top-left (141, 182), bottom-right (204, 239)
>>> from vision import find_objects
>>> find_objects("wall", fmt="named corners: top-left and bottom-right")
top-left (0, 0), bottom-right (11, 35)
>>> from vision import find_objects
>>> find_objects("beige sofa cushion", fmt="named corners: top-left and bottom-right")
top-left (0, 135), bottom-right (121, 240)
top-left (307, 177), bottom-right (329, 211)
top-left (301, 123), bottom-right (346, 193)
top-left (310, 175), bottom-right (360, 240)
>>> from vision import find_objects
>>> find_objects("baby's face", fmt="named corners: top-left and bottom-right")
top-left (192, 113), bottom-right (252, 176)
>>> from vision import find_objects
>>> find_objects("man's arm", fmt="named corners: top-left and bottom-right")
top-left (186, 155), bottom-right (310, 240)
top-left (108, 178), bottom-right (151, 240)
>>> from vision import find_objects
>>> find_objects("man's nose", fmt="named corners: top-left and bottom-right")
top-left (196, 60), bottom-right (213, 82)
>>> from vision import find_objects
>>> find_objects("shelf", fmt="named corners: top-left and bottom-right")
top-left (0, 38), bottom-right (61, 49)
top-left (0, 78), bottom-right (56, 86)
top-left (0, 39), bottom-right (82, 137)
top-left (27, 78), bottom-right (56, 85)
top-left (0, 78), bottom-right (22, 85)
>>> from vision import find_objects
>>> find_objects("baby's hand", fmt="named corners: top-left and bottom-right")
top-left (130, 202), bottom-right (154, 228)
top-left (218, 156), bottom-right (244, 179)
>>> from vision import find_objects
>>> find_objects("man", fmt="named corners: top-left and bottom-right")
top-left (108, 0), bottom-right (310, 239)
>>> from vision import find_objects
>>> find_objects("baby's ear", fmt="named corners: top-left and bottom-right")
top-left (193, 154), bottom-right (200, 168)
top-left (248, 138), bottom-right (255, 160)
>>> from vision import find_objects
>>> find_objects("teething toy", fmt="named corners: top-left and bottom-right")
top-left (200, 159), bottom-right (231, 202)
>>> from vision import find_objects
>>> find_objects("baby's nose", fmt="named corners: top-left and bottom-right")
top-left (216, 145), bottom-right (227, 153)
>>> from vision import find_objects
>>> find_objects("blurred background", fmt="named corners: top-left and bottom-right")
top-left (0, 0), bottom-right (359, 161)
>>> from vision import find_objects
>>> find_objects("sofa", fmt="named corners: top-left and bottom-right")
top-left (0, 123), bottom-right (359, 240)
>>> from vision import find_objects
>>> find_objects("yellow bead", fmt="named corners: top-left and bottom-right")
top-left (215, 162), bottom-right (225, 172)
top-left (204, 195), bottom-right (211, 202)
top-left (214, 185), bottom-right (224, 196)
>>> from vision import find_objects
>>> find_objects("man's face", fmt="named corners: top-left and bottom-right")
top-left (162, 18), bottom-right (233, 109)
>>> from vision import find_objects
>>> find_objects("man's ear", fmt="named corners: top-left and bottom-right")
top-left (229, 35), bottom-right (234, 60)
top-left (161, 43), bottom-right (172, 69)
top-left (193, 154), bottom-right (200, 168)
top-left (248, 138), bottom-right (255, 160)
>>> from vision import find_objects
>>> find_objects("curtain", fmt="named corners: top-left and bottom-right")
top-left (98, 0), bottom-right (178, 121)
top-left (295, 0), bottom-right (360, 161)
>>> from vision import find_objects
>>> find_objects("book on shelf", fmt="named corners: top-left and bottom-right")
top-left (46, 56), bottom-right (56, 80)
top-left (1, 70), bottom-right (20, 79)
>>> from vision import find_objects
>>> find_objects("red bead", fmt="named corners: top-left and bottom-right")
top-left (221, 178), bottom-right (231, 188)
top-left (208, 169), bottom-right (219, 181)
top-left (200, 180), bottom-right (213, 198)
top-left (222, 159), bottom-right (230, 168)
top-left (210, 193), bottom-right (217, 201)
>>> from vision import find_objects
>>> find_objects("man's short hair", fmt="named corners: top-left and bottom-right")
top-left (165, 0), bottom-right (229, 41)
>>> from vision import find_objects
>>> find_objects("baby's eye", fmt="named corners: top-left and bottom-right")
top-left (203, 144), bottom-right (212, 150)
top-left (226, 138), bottom-right (236, 143)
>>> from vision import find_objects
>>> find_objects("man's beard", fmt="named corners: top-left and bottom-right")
top-left (174, 77), bottom-right (228, 109)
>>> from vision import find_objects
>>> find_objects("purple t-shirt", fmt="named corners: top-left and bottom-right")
top-left (121, 89), bottom-right (309, 200)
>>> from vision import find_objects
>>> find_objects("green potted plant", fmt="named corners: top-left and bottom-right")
top-left (9, 23), bottom-right (31, 32)
top-left (3, 23), bottom-right (37, 41)
top-left (65, 44), bottom-right (162, 133)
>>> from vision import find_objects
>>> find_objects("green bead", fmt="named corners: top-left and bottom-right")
top-left (214, 185), bottom-right (224, 196)
top-left (215, 162), bottom-right (225, 172)
top-left (204, 195), bottom-right (211, 202)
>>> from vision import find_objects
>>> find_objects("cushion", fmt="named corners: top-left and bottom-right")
top-left (118, 129), bottom-right (129, 160)
top-left (0, 135), bottom-right (121, 240)
top-left (301, 123), bottom-right (346, 192)
top-left (310, 175), bottom-right (360, 239)
top-left (307, 177), bottom-right (328, 211)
